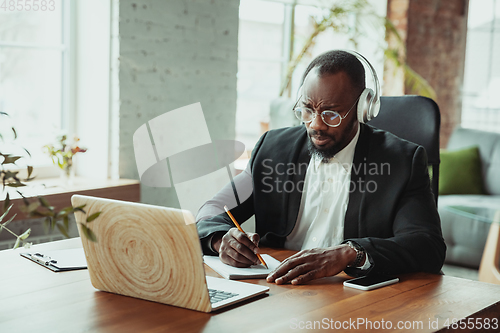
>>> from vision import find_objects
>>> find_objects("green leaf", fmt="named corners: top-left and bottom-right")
top-left (79, 223), bottom-right (97, 242)
top-left (19, 204), bottom-right (28, 214)
top-left (73, 204), bottom-right (86, 214)
top-left (1, 213), bottom-right (17, 228)
top-left (13, 237), bottom-right (21, 249)
top-left (2, 155), bottom-right (21, 164)
top-left (27, 166), bottom-right (33, 178)
top-left (6, 183), bottom-right (26, 188)
top-left (0, 213), bottom-right (17, 235)
top-left (29, 210), bottom-right (53, 218)
top-left (60, 206), bottom-right (76, 213)
top-left (19, 228), bottom-right (31, 240)
top-left (27, 201), bottom-right (40, 213)
top-left (63, 215), bottom-right (69, 230)
top-left (3, 192), bottom-right (10, 213)
top-left (0, 204), bottom-right (13, 222)
top-left (86, 212), bottom-right (101, 223)
top-left (57, 223), bottom-right (70, 238)
top-left (23, 148), bottom-right (32, 158)
top-left (43, 217), bottom-right (51, 234)
top-left (3, 170), bottom-right (19, 179)
top-left (38, 196), bottom-right (54, 210)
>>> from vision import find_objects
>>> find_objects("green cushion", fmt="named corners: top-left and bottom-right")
top-left (439, 146), bottom-right (486, 195)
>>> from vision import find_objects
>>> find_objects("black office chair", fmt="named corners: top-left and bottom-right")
top-left (368, 95), bottom-right (440, 206)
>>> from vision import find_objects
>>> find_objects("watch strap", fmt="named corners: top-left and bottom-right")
top-left (346, 241), bottom-right (365, 267)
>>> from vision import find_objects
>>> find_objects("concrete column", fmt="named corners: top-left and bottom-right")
top-left (117, 0), bottom-right (240, 207)
top-left (385, 0), bottom-right (469, 147)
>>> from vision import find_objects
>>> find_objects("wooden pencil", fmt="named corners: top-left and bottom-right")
top-left (224, 205), bottom-right (268, 269)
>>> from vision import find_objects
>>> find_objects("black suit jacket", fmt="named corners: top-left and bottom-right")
top-left (197, 123), bottom-right (446, 276)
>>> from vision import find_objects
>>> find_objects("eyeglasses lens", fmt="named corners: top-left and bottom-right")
top-left (323, 112), bottom-right (341, 126)
top-left (294, 108), bottom-right (341, 126)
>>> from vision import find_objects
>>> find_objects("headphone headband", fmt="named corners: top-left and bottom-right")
top-left (341, 50), bottom-right (380, 123)
top-left (297, 49), bottom-right (381, 123)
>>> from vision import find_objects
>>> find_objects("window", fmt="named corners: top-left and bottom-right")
top-left (236, 0), bottom-right (285, 149)
top-left (236, 0), bottom-right (386, 150)
top-left (462, 0), bottom-right (500, 133)
top-left (0, 0), bottom-right (70, 173)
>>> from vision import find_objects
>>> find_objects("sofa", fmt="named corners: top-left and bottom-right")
top-left (439, 127), bottom-right (500, 268)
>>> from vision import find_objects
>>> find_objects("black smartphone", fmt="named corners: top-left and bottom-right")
top-left (343, 274), bottom-right (399, 291)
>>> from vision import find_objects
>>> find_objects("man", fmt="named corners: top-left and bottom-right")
top-left (196, 50), bottom-right (446, 285)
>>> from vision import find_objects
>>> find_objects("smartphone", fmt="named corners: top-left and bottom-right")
top-left (343, 274), bottom-right (399, 291)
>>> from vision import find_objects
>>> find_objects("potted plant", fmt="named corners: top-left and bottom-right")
top-left (44, 135), bottom-right (87, 186)
top-left (0, 112), bottom-right (97, 248)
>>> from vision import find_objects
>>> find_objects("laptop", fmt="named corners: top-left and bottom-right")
top-left (71, 195), bottom-right (269, 312)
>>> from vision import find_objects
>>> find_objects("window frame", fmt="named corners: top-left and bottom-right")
top-left (0, 0), bottom-right (75, 178)
top-left (461, 0), bottom-right (500, 133)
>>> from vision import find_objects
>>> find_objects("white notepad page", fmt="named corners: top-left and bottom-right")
top-left (203, 254), bottom-right (281, 280)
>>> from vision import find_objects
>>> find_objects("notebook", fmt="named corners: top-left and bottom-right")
top-left (204, 254), bottom-right (281, 279)
top-left (71, 195), bottom-right (269, 313)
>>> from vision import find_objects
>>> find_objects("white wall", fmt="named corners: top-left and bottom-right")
top-left (72, 0), bottom-right (240, 208)
top-left (118, 0), bottom-right (240, 207)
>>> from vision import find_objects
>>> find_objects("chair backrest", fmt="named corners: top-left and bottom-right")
top-left (367, 95), bottom-right (441, 205)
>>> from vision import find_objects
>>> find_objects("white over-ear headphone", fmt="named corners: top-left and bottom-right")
top-left (343, 50), bottom-right (381, 123)
top-left (298, 50), bottom-right (381, 124)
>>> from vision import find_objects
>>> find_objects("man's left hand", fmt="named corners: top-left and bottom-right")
top-left (266, 244), bottom-right (357, 285)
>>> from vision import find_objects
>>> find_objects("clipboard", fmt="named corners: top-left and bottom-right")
top-left (20, 248), bottom-right (88, 272)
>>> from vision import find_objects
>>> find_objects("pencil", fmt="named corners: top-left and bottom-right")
top-left (224, 205), bottom-right (268, 269)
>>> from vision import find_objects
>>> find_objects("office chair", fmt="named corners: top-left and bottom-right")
top-left (367, 95), bottom-right (440, 206)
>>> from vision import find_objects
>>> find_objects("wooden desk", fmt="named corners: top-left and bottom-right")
top-left (1, 238), bottom-right (500, 333)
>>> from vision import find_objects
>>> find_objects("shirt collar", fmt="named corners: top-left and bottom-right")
top-left (313, 123), bottom-right (360, 172)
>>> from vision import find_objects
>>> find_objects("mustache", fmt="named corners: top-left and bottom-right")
top-left (308, 129), bottom-right (331, 139)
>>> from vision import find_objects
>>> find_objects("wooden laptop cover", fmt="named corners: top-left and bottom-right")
top-left (71, 195), bottom-right (212, 313)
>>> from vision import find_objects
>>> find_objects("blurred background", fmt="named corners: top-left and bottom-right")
top-left (1, 0), bottom-right (497, 203)
top-left (1, 0), bottom-right (499, 280)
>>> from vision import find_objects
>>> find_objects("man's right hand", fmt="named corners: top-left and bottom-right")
top-left (212, 228), bottom-right (261, 267)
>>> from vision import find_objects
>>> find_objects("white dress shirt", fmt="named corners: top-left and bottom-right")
top-left (285, 124), bottom-right (370, 269)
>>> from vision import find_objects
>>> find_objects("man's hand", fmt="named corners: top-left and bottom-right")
top-left (266, 244), bottom-right (358, 285)
top-left (212, 228), bottom-right (261, 268)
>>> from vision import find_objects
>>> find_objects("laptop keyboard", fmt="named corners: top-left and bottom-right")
top-left (208, 289), bottom-right (239, 304)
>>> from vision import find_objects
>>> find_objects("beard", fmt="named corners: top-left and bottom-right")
top-left (307, 131), bottom-right (338, 162)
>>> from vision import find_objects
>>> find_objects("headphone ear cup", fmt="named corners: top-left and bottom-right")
top-left (357, 88), bottom-right (374, 123)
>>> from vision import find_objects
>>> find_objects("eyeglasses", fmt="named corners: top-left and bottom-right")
top-left (293, 95), bottom-right (361, 127)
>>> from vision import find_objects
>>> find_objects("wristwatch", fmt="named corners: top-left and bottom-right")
top-left (346, 241), bottom-right (365, 267)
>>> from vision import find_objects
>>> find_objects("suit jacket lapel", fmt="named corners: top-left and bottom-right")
top-left (284, 126), bottom-right (310, 235)
top-left (344, 123), bottom-right (369, 239)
